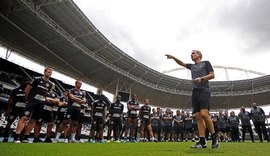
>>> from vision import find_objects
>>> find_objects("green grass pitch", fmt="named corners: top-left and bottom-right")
top-left (0, 141), bottom-right (269, 156)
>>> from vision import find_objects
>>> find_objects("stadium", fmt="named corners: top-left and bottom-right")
top-left (0, 0), bottom-right (270, 156)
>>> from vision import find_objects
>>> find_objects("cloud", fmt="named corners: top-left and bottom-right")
top-left (74, 0), bottom-right (270, 76)
top-left (217, 0), bottom-right (270, 53)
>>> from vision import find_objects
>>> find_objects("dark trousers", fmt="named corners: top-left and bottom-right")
top-left (254, 122), bottom-right (269, 142)
top-left (242, 125), bottom-right (254, 142)
top-left (231, 127), bottom-right (240, 142)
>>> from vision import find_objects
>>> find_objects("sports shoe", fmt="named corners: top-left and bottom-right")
top-left (107, 139), bottom-right (112, 143)
top-left (22, 138), bottom-right (29, 143)
top-left (64, 139), bottom-right (69, 143)
top-left (115, 140), bottom-right (121, 143)
top-left (211, 133), bottom-right (219, 148)
top-left (33, 137), bottom-right (43, 143)
top-left (79, 139), bottom-right (85, 143)
top-left (52, 139), bottom-right (59, 143)
top-left (191, 142), bottom-right (207, 148)
top-left (131, 139), bottom-right (138, 143)
top-left (14, 140), bottom-right (21, 143)
top-left (211, 139), bottom-right (219, 148)
top-left (44, 137), bottom-right (53, 143)
top-left (70, 139), bottom-right (78, 143)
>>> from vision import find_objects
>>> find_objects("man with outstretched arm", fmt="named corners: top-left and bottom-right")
top-left (165, 50), bottom-right (218, 148)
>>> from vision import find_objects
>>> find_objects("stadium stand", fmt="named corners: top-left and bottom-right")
top-left (0, 58), bottom-right (111, 138)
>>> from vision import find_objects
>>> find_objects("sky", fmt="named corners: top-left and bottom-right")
top-left (73, 0), bottom-right (270, 80)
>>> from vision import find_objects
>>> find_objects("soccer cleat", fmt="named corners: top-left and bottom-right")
top-left (14, 140), bottom-right (21, 143)
top-left (52, 139), bottom-right (59, 143)
top-left (191, 142), bottom-right (207, 148)
top-left (211, 139), bottom-right (219, 148)
top-left (64, 139), bottom-right (69, 143)
top-left (70, 139), bottom-right (78, 143)
top-left (33, 137), bottom-right (43, 143)
top-left (44, 137), bottom-right (53, 143)
top-left (211, 133), bottom-right (219, 148)
top-left (79, 139), bottom-right (85, 143)
top-left (131, 139), bottom-right (138, 143)
top-left (22, 138), bottom-right (29, 143)
top-left (115, 140), bottom-right (121, 143)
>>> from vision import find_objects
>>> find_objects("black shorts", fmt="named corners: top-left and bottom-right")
top-left (152, 125), bottom-right (159, 133)
top-left (24, 100), bottom-right (44, 120)
top-left (185, 127), bottom-right (193, 133)
top-left (218, 128), bottom-right (227, 133)
top-left (192, 123), bottom-right (198, 130)
top-left (128, 114), bottom-right (138, 119)
top-left (7, 106), bottom-right (25, 122)
top-left (109, 118), bottom-right (122, 131)
top-left (40, 110), bottom-right (54, 123)
top-left (91, 116), bottom-right (104, 131)
top-left (174, 125), bottom-right (184, 133)
top-left (66, 106), bottom-right (81, 121)
top-left (163, 125), bottom-right (172, 133)
top-left (93, 116), bottom-right (104, 125)
top-left (141, 119), bottom-right (151, 126)
top-left (55, 112), bottom-right (67, 124)
top-left (78, 113), bottom-right (85, 124)
top-left (192, 89), bottom-right (210, 113)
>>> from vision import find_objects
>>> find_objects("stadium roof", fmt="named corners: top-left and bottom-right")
top-left (1, 0), bottom-right (270, 110)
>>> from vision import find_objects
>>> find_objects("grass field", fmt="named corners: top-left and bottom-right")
top-left (0, 141), bottom-right (269, 156)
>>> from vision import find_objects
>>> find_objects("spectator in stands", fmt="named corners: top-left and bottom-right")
top-left (66, 80), bottom-right (87, 143)
top-left (107, 95), bottom-right (124, 143)
top-left (0, 83), bottom-right (3, 94)
top-left (228, 111), bottom-right (240, 142)
top-left (54, 90), bottom-right (69, 143)
top-left (139, 98), bottom-right (155, 142)
top-left (124, 93), bottom-right (140, 142)
top-left (166, 50), bottom-right (218, 148)
top-left (13, 67), bottom-right (54, 143)
top-left (250, 102), bottom-right (270, 142)
top-left (2, 78), bottom-right (29, 142)
top-left (238, 106), bottom-right (254, 142)
top-left (0, 83), bottom-right (4, 114)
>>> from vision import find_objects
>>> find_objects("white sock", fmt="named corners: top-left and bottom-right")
top-left (55, 132), bottom-right (61, 140)
top-left (71, 133), bottom-right (76, 140)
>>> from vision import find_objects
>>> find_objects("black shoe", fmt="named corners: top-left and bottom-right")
top-left (211, 132), bottom-right (219, 148)
top-left (191, 142), bottom-right (207, 148)
top-left (212, 138), bottom-right (219, 148)
top-left (2, 138), bottom-right (8, 142)
top-left (33, 137), bottom-right (43, 143)
top-left (44, 137), bottom-right (52, 143)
